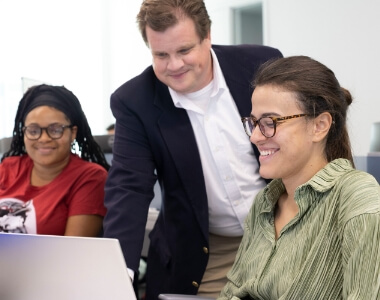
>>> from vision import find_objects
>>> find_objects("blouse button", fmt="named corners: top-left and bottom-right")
top-left (192, 281), bottom-right (199, 288)
top-left (203, 247), bottom-right (209, 254)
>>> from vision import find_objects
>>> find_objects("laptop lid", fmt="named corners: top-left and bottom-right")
top-left (0, 233), bottom-right (136, 300)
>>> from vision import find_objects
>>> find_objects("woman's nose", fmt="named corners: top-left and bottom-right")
top-left (38, 128), bottom-right (52, 141)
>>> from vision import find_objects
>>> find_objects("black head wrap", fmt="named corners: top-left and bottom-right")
top-left (20, 85), bottom-right (81, 126)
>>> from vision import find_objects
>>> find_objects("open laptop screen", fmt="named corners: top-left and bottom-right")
top-left (0, 233), bottom-right (136, 300)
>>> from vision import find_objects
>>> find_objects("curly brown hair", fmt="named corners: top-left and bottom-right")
top-left (137, 0), bottom-right (211, 45)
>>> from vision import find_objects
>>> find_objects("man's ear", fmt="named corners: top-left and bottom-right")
top-left (312, 112), bottom-right (332, 142)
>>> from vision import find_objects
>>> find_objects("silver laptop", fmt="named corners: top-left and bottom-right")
top-left (0, 233), bottom-right (136, 300)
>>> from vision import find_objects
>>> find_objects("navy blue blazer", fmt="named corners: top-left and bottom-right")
top-left (103, 44), bottom-right (282, 299)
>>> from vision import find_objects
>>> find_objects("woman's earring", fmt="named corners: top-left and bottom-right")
top-left (71, 140), bottom-right (76, 151)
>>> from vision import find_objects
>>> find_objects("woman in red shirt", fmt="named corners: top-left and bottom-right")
top-left (0, 84), bottom-right (109, 236)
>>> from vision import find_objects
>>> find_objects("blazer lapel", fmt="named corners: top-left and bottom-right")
top-left (213, 45), bottom-right (254, 117)
top-left (214, 45), bottom-right (262, 161)
top-left (154, 81), bottom-right (209, 240)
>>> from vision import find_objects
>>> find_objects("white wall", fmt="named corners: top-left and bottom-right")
top-left (1, 0), bottom-right (379, 157)
top-left (265, 0), bottom-right (380, 157)
top-left (0, 0), bottom-right (103, 136)
top-left (0, 0), bottom-right (150, 138)
top-left (206, 0), bottom-right (380, 156)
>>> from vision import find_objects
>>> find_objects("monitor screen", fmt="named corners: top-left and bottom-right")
top-left (93, 134), bottom-right (114, 154)
top-left (370, 122), bottom-right (380, 152)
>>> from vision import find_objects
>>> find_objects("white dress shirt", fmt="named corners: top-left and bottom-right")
top-left (169, 49), bottom-right (266, 237)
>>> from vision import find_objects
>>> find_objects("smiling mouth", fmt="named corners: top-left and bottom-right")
top-left (169, 70), bottom-right (188, 77)
top-left (37, 147), bottom-right (55, 153)
top-left (260, 149), bottom-right (277, 156)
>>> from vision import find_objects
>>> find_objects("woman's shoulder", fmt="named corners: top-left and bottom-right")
top-left (313, 159), bottom-right (377, 193)
top-left (336, 168), bottom-right (380, 220)
top-left (1, 155), bottom-right (31, 168)
top-left (52, 155), bottom-right (107, 187)
top-left (66, 154), bottom-right (107, 175)
top-left (0, 155), bottom-right (32, 183)
top-left (337, 168), bottom-right (379, 192)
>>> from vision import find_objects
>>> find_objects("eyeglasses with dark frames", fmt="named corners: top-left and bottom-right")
top-left (241, 114), bottom-right (311, 138)
top-left (22, 124), bottom-right (73, 140)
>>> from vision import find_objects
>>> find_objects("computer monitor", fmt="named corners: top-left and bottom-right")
top-left (0, 136), bottom-right (12, 156)
top-left (367, 122), bottom-right (380, 183)
top-left (93, 134), bottom-right (114, 154)
top-left (370, 122), bottom-right (380, 152)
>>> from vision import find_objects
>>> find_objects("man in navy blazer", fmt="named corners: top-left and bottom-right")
top-left (103, 0), bottom-right (282, 299)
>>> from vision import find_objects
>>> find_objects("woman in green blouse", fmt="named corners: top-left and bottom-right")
top-left (219, 56), bottom-right (380, 299)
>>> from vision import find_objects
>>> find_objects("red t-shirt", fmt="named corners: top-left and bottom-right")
top-left (0, 154), bottom-right (107, 235)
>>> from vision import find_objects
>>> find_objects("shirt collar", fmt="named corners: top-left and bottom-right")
top-left (262, 158), bottom-right (354, 211)
top-left (302, 158), bottom-right (354, 192)
top-left (210, 48), bottom-right (228, 96)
